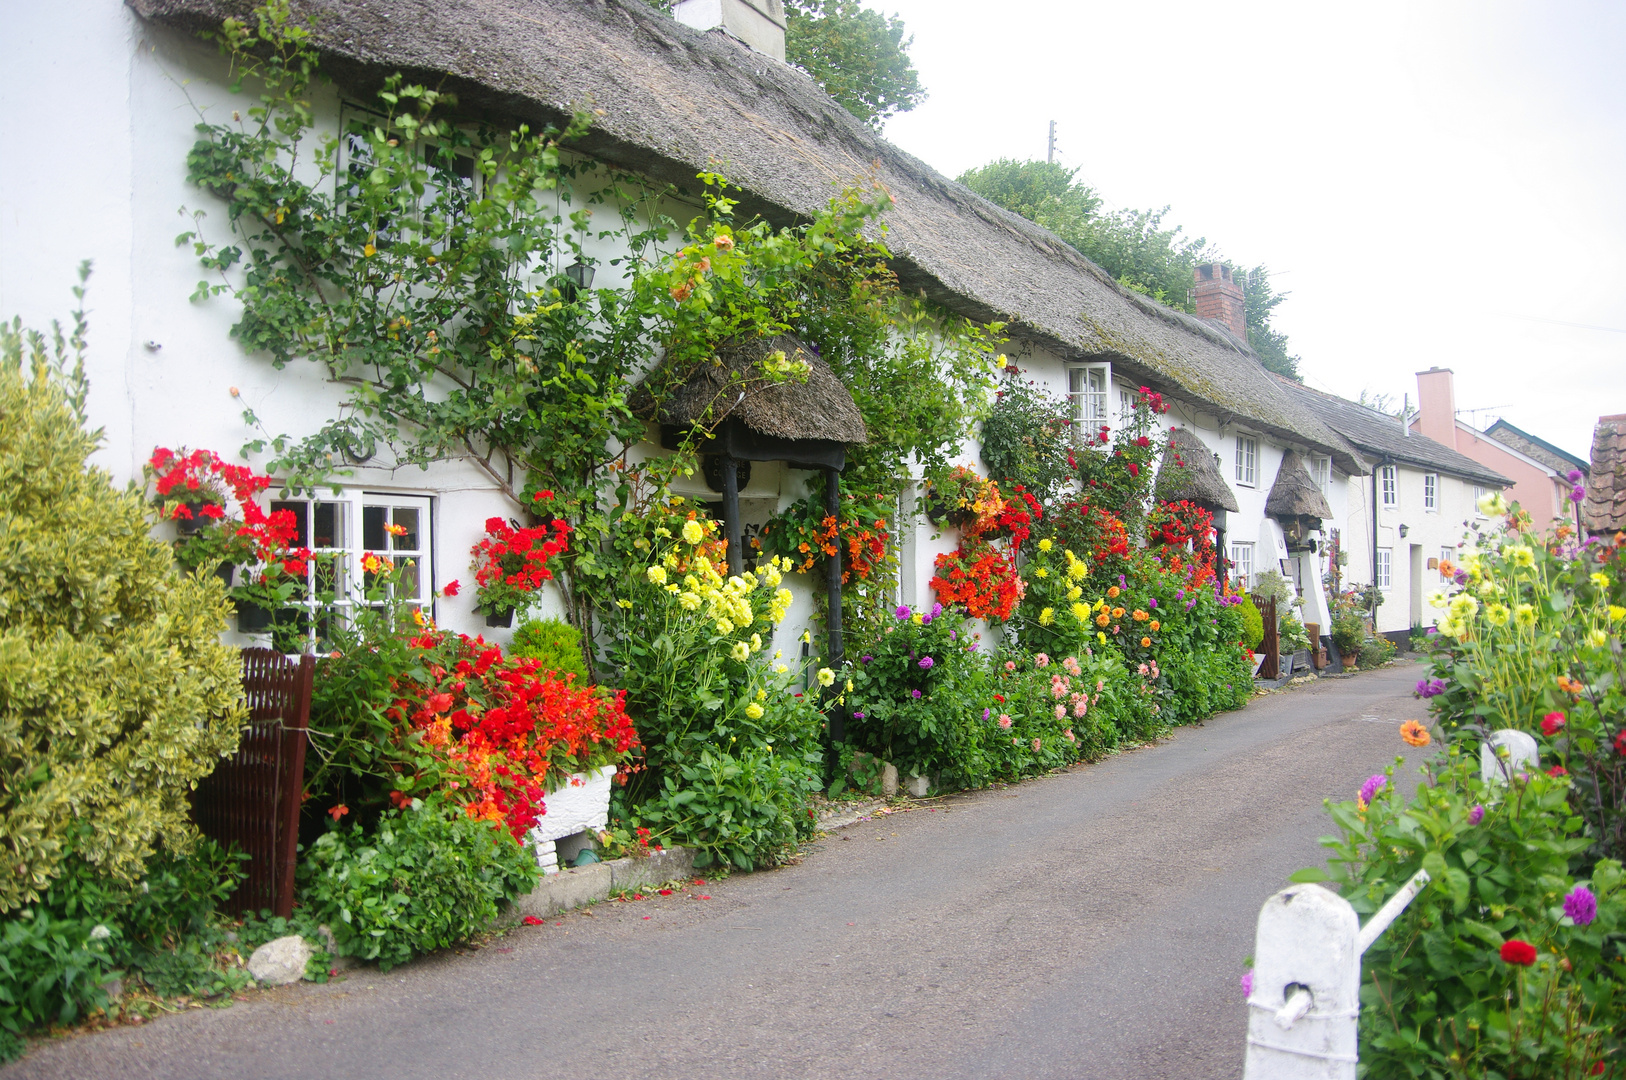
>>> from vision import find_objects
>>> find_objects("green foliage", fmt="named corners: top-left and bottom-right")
top-left (1300, 748), bottom-right (1626, 1077)
top-left (1237, 264), bottom-right (1300, 381)
top-left (509, 618), bottom-right (590, 684)
top-left (957, 160), bottom-right (1210, 309)
top-left (1358, 633), bottom-right (1397, 668)
top-left (978, 365), bottom-right (1074, 508)
top-left (297, 798), bottom-right (540, 972)
top-left (1239, 595), bottom-right (1266, 652)
top-left (1330, 608), bottom-right (1365, 654)
top-left (0, 287), bottom-right (246, 913)
top-left (0, 839), bottom-right (255, 1062)
top-left (634, 743), bottom-right (822, 872)
top-left (1278, 611), bottom-right (1312, 655)
top-left (784, 0), bottom-right (925, 127)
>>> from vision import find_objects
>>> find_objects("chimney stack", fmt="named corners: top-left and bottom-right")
top-left (1193, 263), bottom-right (1248, 341)
top-left (1414, 367), bottom-right (1458, 448)
top-left (673, 0), bottom-right (788, 61)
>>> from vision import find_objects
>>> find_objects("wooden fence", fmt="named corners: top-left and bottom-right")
top-left (192, 649), bottom-right (314, 918)
top-left (1257, 596), bottom-right (1280, 680)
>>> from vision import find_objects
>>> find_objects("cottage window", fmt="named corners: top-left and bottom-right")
top-left (1068, 364), bottom-right (1111, 432)
top-left (1381, 465), bottom-right (1398, 507)
top-left (1119, 389), bottom-right (1135, 425)
top-left (1229, 542), bottom-right (1254, 589)
top-left (1234, 435), bottom-right (1257, 487)
top-left (1376, 547), bottom-right (1392, 590)
top-left (1440, 547), bottom-right (1455, 579)
top-left (268, 490), bottom-right (435, 638)
top-left (1424, 472), bottom-right (1438, 512)
top-left (1312, 455), bottom-right (1331, 495)
top-left (1473, 485), bottom-right (1488, 517)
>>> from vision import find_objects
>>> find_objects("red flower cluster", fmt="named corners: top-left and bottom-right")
top-left (148, 446), bottom-right (307, 572)
top-left (388, 631), bottom-right (640, 840)
top-left (931, 544), bottom-right (1023, 622)
top-left (472, 517), bottom-right (571, 614)
top-left (1147, 500), bottom-right (1217, 568)
top-left (964, 484), bottom-right (1044, 551)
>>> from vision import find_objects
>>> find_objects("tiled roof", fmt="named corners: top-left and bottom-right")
top-left (1484, 419), bottom-right (1590, 475)
top-left (1584, 415), bottom-right (1626, 534)
top-left (1274, 377), bottom-right (1510, 486)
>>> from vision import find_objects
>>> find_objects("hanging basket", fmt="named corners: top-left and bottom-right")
top-left (484, 608), bottom-right (515, 629)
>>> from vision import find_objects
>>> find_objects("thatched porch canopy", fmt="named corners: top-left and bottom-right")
top-left (1154, 428), bottom-right (1239, 513)
top-left (631, 335), bottom-right (867, 469)
top-left (1265, 451), bottom-right (1333, 521)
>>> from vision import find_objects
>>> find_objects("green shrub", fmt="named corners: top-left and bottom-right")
top-left (1299, 745), bottom-right (1626, 1076)
top-left (1330, 610), bottom-right (1365, 655)
top-left (1357, 633), bottom-right (1396, 669)
top-left (0, 302), bottom-right (245, 912)
top-left (297, 797), bottom-right (540, 972)
top-left (509, 617), bottom-right (590, 683)
top-left (635, 744), bottom-right (822, 872)
top-left (0, 904), bottom-right (115, 1060)
top-left (1238, 595), bottom-right (1265, 652)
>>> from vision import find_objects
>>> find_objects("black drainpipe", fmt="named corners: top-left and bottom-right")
top-left (1371, 460), bottom-right (1386, 620)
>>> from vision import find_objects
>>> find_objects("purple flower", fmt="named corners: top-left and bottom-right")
top-left (1240, 969), bottom-right (1254, 997)
top-left (853, 711), bottom-right (866, 720)
top-left (930, 602), bottom-right (943, 619)
top-left (919, 656), bottom-right (934, 669)
top-left (949, 629), bottom-right (957, 641)
top-left (1186, 599), bottom-right (1197, 611)
top-left (1571, 485), bottom-right (1586, 504)
top-left (1149, 598), bottom-right (1158, 609)
top-left (983, 708), bottom-right (990, 720)
top-left (1564, 885), bottom-right (1598, 926)
top-left (1176, 589), bottom-right (1186, 601)
top-left (1359, 774), bottom-right (1387, 805)
top-left (1567, 469), bottom-right (1584, 483)
top-left (861, 654), bottom-right (873, 664)
top-left (911, 689), bottom-right (922, 699)
top-left (1468, 804), bottom-right (1484, 826)
top-left (895, 605), bottom-right (912, 619)
top-left (1416, 677), bottom-right (1447, 698)
top-left (1453, 570), bottom-right (1469, 586)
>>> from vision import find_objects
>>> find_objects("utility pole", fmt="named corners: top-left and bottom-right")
top-left (1047, 120), bottom-right (1056, 165)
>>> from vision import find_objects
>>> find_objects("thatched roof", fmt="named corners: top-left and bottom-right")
top-left (1154, 427), bottom-right (1239, 512)
top-left (1585, 415), bottom-right (1626, 535)
top-left (128, 0), bottom-right (1361, 473)
top-left (630, 335), bottom-right (867, 444)
top-left (1266, 451), bottom-right (1333, 520)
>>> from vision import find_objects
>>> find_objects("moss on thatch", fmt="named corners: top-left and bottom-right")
top-left (1154, 428), bottom-right (1239, 512)
top-left (1266, 451), bottom-right (1333, 520)
top-left (630, 335), bottom-right (867, 444)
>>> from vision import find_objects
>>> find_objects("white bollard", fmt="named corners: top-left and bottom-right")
top-left (1480, 729), bottom-right (1539, 785)
top-left (1243, 884), bottom-right (1361, 1079)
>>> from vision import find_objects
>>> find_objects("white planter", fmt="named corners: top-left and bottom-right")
top-left (528, 764), bottom-right (617, 875)
top-left (1251, 654), bottom-right (1265, 676)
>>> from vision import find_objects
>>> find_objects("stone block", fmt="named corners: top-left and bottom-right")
top-left (512, 863), bottom-right (611, 918)
top-left (903, 773), bottom-right (930, 798)
top-left (609, 847), bottom-right (695, 892)
top-left (248, 935), bottom-right (312, 986)
top-left (881, 762), bottom-right (898, 797)
top-left (531, 766), bottom-right (615, 845)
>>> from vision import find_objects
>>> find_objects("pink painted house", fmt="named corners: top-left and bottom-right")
top-left (1411, 367), bottom-right (1585, 532)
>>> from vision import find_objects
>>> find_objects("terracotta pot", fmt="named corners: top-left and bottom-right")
top-left (1341, 654), bottom-right (1358, 670)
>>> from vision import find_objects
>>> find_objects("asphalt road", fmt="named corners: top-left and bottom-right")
top-left (8, 663), bottom-right (1429, 1080)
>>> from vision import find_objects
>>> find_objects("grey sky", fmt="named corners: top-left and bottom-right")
top-left (875, 0), bottom-right (1625, 460)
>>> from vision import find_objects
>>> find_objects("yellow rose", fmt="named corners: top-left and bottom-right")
top-left (647, 565), bottom-right (667, 585)
top-left (682, 519), bottom-right (705, 545)
top-left (745, 702), bottom-right (764, 719)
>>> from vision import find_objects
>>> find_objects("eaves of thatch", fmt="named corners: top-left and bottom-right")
top-left (130, 0), bottom-right (1359, 472)
top-left (629, 335), bottom-right (867, 444)
top-left (1265, 451), bottom-right (1333, 520)
top-left (1154, 427), bottom-right (1239, 513)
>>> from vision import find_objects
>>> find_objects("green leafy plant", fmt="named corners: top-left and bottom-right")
top-left (297, 797), bottom-right (540, 972)
top-left (1238, 595), bottom-right (1266, 652)
top-left (978, 363), bottom-right (1074, 508)
top-left (0, 283), bottom-right (246, 912)
top-left (783, 0), bottom-right (925, 128)
top-left (1296, 739), bottom-right (1626, 1077)
top-left (509, 618), bottom-right (590, 684)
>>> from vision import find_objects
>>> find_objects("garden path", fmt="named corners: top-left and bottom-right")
top-left (6, 663), bottom-right (1428, 1080)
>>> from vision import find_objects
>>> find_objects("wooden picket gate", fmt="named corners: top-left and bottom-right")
top-left (1257, 596), bottom-right (1280, 680)
top-left (192, 649), bottom-right (314, 918)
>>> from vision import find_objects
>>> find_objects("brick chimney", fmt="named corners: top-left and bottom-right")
top-left (1414, 367), bottom-right (1458, 448)
top-left (1193, 263), bottom-right (1248, 341)
top-left (673, 0), bottom-right (787, 61)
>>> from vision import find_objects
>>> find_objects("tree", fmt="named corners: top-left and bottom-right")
top-left (1237, 264), bottom-right (1301, 381)
top-left (784, 0), bottom-right (925, 128)
top-left (957, 159), bottom-right (1209, 311)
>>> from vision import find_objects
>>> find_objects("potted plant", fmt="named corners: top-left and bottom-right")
top-left (1278, 611), bottom-right (1312, 675)
top-left (471, 513), bottom-right (572, 627)
top-left (1331, 611), bottom-right (1365, 670)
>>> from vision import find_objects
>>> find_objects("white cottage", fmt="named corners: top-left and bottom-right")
top-left (2, 0), bottom-right (1364, 658)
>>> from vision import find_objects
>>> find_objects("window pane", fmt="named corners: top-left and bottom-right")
top-left (392, 507), bottom-right (420, 551)
top-left (314, 501), bottom-right (343, 549)
top-left (363, 505), bottom-right (387, 551)
top-left (395, 556), bottom-right (421, 599)
top-left (271, 500), bottom-right (310, 548)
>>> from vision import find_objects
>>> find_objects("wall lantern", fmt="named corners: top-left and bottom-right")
top-left (1398, 523), bottom-right (1410, 538)
top-left (560, 259), bottom-right (595, 300)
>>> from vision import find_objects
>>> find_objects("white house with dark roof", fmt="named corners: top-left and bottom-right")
top-left (1278, 378), bottom-right (1510, 638)
top-left (2, 0), bottom-right (1368, 655)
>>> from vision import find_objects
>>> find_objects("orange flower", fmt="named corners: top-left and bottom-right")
top-left (1132, 610), bottom-right (1148, 621)
top-left (1557, 675), bottom-right (1586, 695)
top-left (1140, 636), bottom-right (1151, 647)
top-left (1111, 607), bottom-right (1125, 619)
top-left (1107, 586), bottom-right (1120, 599)
top-left (1149, 620), bottom-right (1160, 631)
top-left (1095, 613), bottom-right (1110, 627)
top-left (327, 804), bottom-right (349, 822)
top-left (384, 522), bottom-right (408, 537)
top-left (1399, 720), bottom-right (1431, 748)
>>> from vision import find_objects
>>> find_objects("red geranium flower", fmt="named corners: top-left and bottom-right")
top-left (443, 579), bottom-right (461, 597)
top-left (327, 804), bottom-right (349, 822)
top-left (1500, 940), bottom-right (1538, 966)
top-left (522, 916), bottom-right (545, 926)
top-left (1541, 711), bottom-right (1566, 736)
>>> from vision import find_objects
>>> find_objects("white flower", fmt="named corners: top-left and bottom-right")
top-left (89, 925), bottom-right (111, 941)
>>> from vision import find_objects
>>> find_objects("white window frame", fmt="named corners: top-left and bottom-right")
top-left (1311, 455), bottom-right (1331, 495)
top-left (267, 489), bottom-right (435, 641)
top-left (1068, 363), bottom-right (1112, 434)
top-left (1234, 435), bottom-right (1258, 487)
top-left (1440, 546), bottom-right (1455, 579)
top-left (1473, 485), bottom-right (1488, 517)
top-left (1119, 389), bottom-right (1135, 427)
top-left (1376, 547), bottom-right (1392, 590)
top-left (1380, 465), bottom-right (1398, 507)
top-left (1229, 541), bottom-right (1255, 590)
top-left (1423, 472), bottom-right (1438, 512)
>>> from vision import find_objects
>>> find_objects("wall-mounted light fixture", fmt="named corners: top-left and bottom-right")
top-left (1398, 523), bottom-right (1410, 538)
